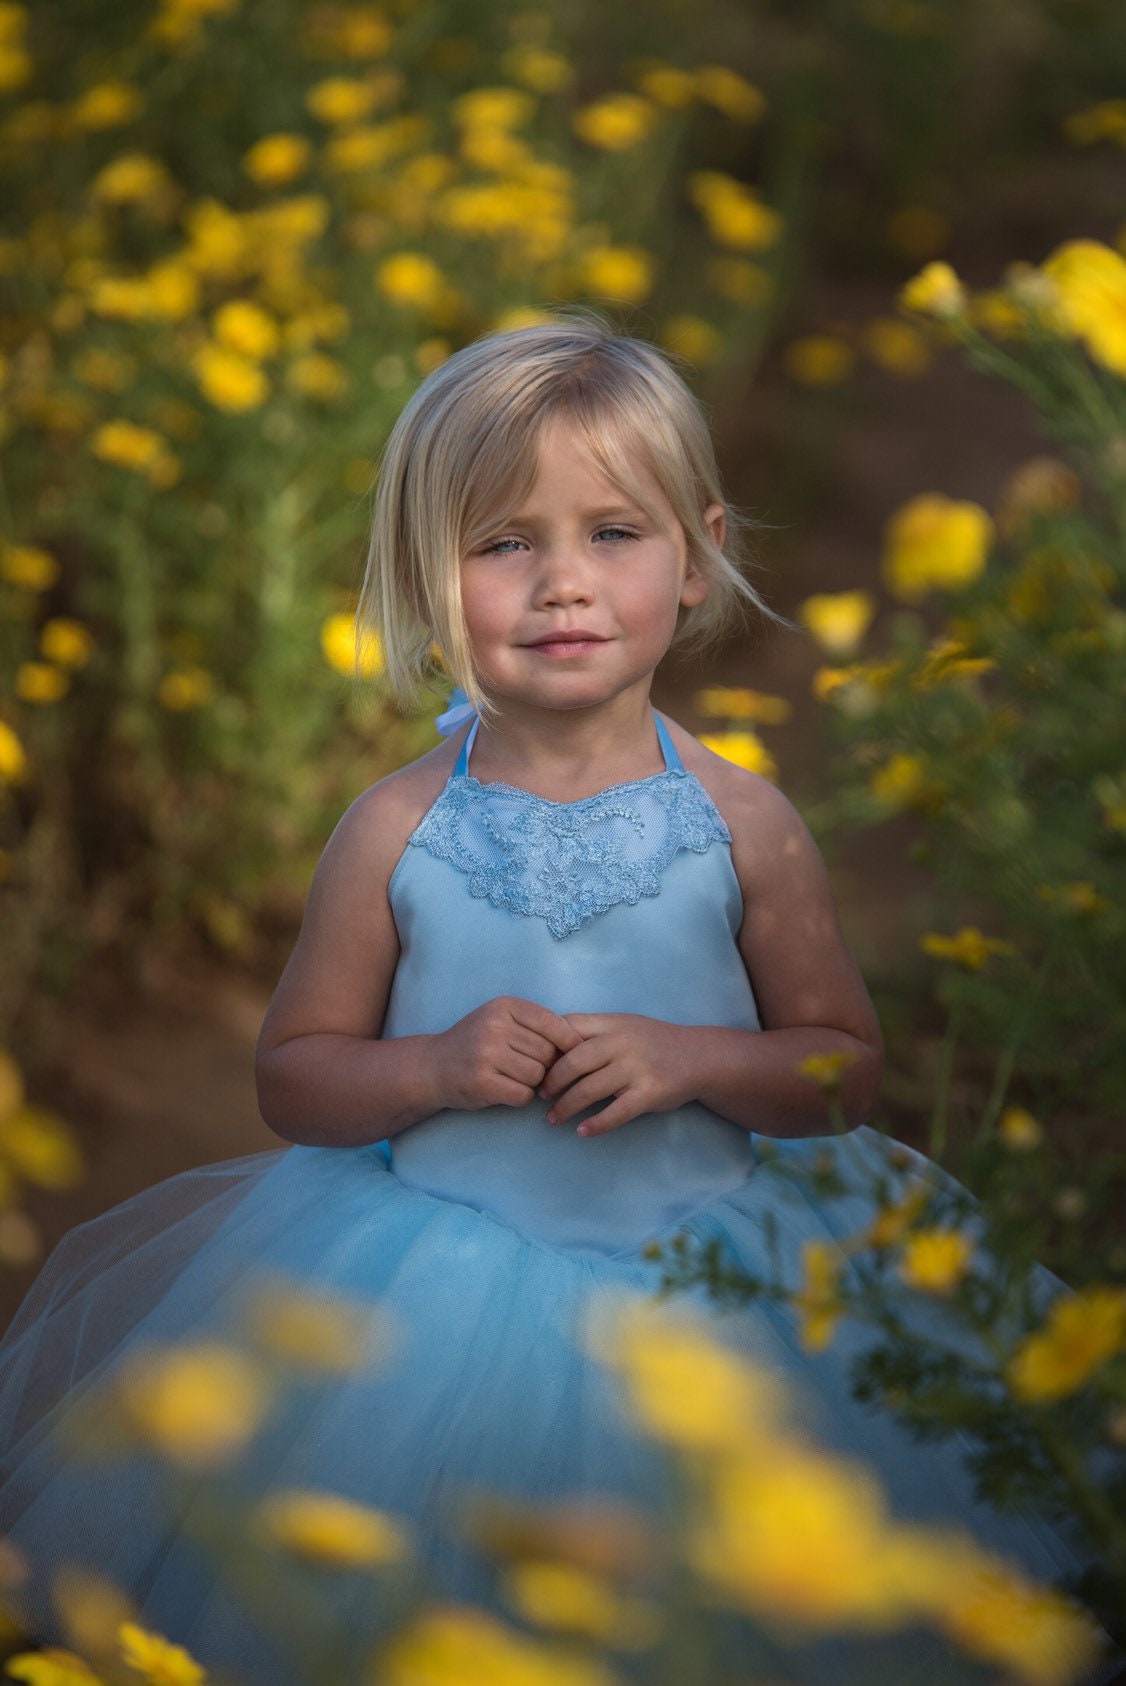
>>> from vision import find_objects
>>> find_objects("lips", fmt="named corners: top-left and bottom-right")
top-left (526, 630), bottom-right (609, 647)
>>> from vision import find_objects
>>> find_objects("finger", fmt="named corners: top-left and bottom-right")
top-left (511, 1000), bottom-right (585, 1053)
top-left (494, 1077), bottom-right (537, 1108)
top-left (575, 1091), bottom-right (643, 1136)
top-left (563, 1014), bottom-right (612, 1038)
top-left (539, 1042), bottom-right (611, 1102)
top-left (546, 1069), bottom-right (620, 1125)
top-left (508, 1029), bottom-right (560, 1067)
top-left (500, 1052), bottom-right (548, 1090)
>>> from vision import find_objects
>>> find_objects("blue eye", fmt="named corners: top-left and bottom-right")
top-left (595, 527), bottom-right (638, 543)
top-left (481, 537), bottom-right (525, 555)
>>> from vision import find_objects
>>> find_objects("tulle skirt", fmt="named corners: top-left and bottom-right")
top-left (0, 1129), bottom-right (1105, 1686)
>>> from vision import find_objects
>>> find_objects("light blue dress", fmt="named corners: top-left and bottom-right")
top-left (0, 717), bottom-right (1104, 1685)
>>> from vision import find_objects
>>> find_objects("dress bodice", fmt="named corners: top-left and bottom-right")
top-left (380, 715), bottom-right (762, 1255)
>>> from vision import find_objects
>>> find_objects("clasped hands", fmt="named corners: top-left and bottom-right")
top-left (434, 996), bottom-right (696, 1137)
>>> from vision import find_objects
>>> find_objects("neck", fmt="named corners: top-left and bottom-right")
top-left (468, 692), bottom-right (666, 803)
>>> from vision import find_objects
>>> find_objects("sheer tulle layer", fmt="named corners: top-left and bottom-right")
top-left (0, 1129), bottom-right (1097, 1686)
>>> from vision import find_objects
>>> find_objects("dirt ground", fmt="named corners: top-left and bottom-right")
top-left (0, 264), bottom-right (1067, 1328)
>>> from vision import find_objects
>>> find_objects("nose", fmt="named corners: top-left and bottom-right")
top-left (530, 543), bottom-right (595, 609)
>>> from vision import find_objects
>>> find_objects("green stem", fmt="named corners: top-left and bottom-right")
top-left (930, 997), bottom-right (961, 1161)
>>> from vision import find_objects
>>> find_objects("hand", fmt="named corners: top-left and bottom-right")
top-left (433, 997), bottom-right (583, 1111)
top-left (538, 1015), bottom-right (698, 1136)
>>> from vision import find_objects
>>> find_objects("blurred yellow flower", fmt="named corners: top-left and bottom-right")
top-left (40, 619), bottom-right (94, 669)
top-left (72, 348), bottom-right (138, 392)
top-left (998, 1107), bottom-right (1043, 1152)
top-left (863, 1186), bottom-right (930, 1249)
top-left (255, 1489), bottom-right (410, 1568)
top-left (792, 1239), bottom-right (844, 1352)
top-left (2, 1648), bottom-right (104, 1684)
top-left (1040, 238), bottom-right (1126, 375)
top-left (304, 6), bottom-right (393, 59)
top-left (116, 1342), bottom-right (272, 1469)
top-left (694, 686), bottom-right (790, 723)
top-left (572, 93), bottom-right (655, 150)
top-left (47, 1564), bottom-right (136, 1669)
top-left (898, 1229), bottom-right (973, 1294)
top-left (452, 86), bottom-right (535, 131)
top-left (1007, 1287), bottom-right (1126, 1403)
top-left (899, 260), bottom-right (966, 319)
top-left (912, 637), bottom-right (995, 689)
top-left (286, 351), bottom-right (348, 400)
top-left (143, 262), bottom-right (201, 325)
top-left (182, 198), bottom-right (253, 280)
top-left (861, 316), bottom-right (932, 374)
top-left (118, 1621), bottom-right (206, 1686)
top-left (501, 45), bottom-right (572, 94)
top-left (0, 1048), bottom-right (24, 1121)
top-left (212, 299), bottom-right (280, 360)
top-left (798, 1050), bottom-right (858, 1090)
top-left (241, 1277), bottom-right (390, 1373)
top-left (1063, 99), bottom-right (1126, 146)
top-left (0, 544), bottom-right (60, 590)
top-left (882, 492), bottom-right (993, 601)
top-left (868, 752), bottom-right (945, 811)
top-left (0, 1105), bottom-right (83, 1189)
top-left (458, 126), bottom-right (532, 173)
top-left (1093, 775), bottom-right (1126, 833)
top-left (15, 663), bottom-right (68, 704)
top-left (694, 66), bottom-right (764, 122)
top-left (0, 44), bottom-right (30, 94)
top-left (191, 342), bottom-right (270, 411)
top-left (939, 1559), bottom-right (1105, 1686)
top-left (70, 81), bottom-right (144, 130)
top-left (708, 256), bottom-right (772, 306)
top-left (689, 172), bottom-right (781, 251)
top-left (382, 1605), bottom-right (618, 1686)
top-left (699, 730), bottom-right (777, 780)
top-left (90, 420), bottom-right (180, 488)
top-left (321, 612), bottom-right (383, 678)
top-left (90, 151), bottom-right (172, 206)
top-left (306, 76), bottom-right (384, 126)
top-left (416, 337), bottom-right (450, 374)
top-left (968, 287), bottom-right (1025, 338)
top-left (995, 456), bottom-right (1082, 537)
top-left (660, 315), bottom-right (722, 365)
top-left (577, 246), bottom-right (653, 304)
top-left (785, 334), bottom-right (855, 385)
top-left (242, 132), bottom-right (311, 187)
top-left (798, 590), bottom-right (876, 658)
top-left (493, 306), bottom-right (555, 332)
top-left (158, 667), bottom-right (215, 711)
top-left (503, 1558), bottom-right (658, 1647)
top-left (920, 927), bottom-right (1016, 970)
top-left (376, 251), bottom-right (446, 309)
top-left (0, 721), bottom-right (29, 785)
top-left (886, 204), bottom-right (950, 260)
top-left (634, 62), bottom-right (694, 109)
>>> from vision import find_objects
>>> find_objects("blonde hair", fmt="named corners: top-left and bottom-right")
top-left (359, 310), bottom-right (779, 712)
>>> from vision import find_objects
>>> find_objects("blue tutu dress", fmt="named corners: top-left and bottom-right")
top-left (0, 717), bottom-right (1106, 1685)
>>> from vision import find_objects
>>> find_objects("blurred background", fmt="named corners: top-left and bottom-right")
top-left (1, 0), bottom-right (1124, 1324)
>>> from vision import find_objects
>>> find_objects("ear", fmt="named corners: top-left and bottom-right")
top-left (680, 502), bottom-right (725, 608)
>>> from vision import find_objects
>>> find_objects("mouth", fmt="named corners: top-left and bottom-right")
top-left (524, 631), bottom-right (611, 656)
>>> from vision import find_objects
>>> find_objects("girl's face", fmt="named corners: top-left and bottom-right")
top-left (459, 415), bottom-right (721, 718)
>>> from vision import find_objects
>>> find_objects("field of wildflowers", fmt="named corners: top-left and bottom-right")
top-left (2, 0), bottom-right (1126, 1680)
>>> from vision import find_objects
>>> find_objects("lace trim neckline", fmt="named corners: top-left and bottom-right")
top-left (453, 765), bottom-right (685, 812)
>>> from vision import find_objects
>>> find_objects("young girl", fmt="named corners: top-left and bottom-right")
top-left (0, 317), bottom-right (1103, 1685)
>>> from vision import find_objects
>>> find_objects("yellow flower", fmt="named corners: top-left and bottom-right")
top-left (939, 1558), bottom-right (1105, 1686)
top-left (968, 287), bottom-right (1026, 338)
top-left (1063, 98), bottom-right (1126, 146)
top-left (285, 351), bottom-right (348, 400)
top-left (1, 544), bottom-right (60, 590)
top-left (899, 260), bottom-right (966, 319)
top-left (0, 45), bottom-right (32, 93)
top-left (376, 251), bottom-right (446, 310)
top-left (239, 1277), bottom-right (391, 1373)
top-left (191, 342), bottom-right (270, 411)
top-left (784, 334), bottom-right (855, 385)
top-left (1007, 1288), bottom-right (1126, 1403)
top-left (898, 1229), bottom-right (973, 1294)
top-left (157, 667), bottom-right (214, 711)
top-left (73, 348), bottom-right (138, 392)
top-left (882, 493), bottom-right (993, 602)
top-left (39, 619), bottom-right (94, 670)
top-left (920, 927), bottom-right (1016, 970)
top-left (324, 118), bottom-right (420, 174)
top-left (998, 1107), bottom-right (1043, 1152)
top-left (995, 455), bottom-right (1082, 537)
top-left (255, 1489), bottom-right (410, 1568)
top-left (321, 612), bottom-right (383, 678)
top-left (708, 256), bottom-right (772, 306)
top-left (304, 7), bottom-right (393, 58)
top-left (912, 637), bottom-right (995, 689)
top-left (798, 590), bottom-right (876, 658)
top-left (698, 729), bottom-right (777, 780)
top-left (863, 1186), bottom-right (930, 1249)
top-left (212, 299), bottom-right (280, 361)
top-left (15, 663), bottom-right (68, 704)
top-left (492, 306), bottom-right (555, 332)
top-left (0, 720), bottom-right (29, 784)
top-left (0, 1048), bottom-right (25, 1121)
top-left (70, 81), bottom-right (144, 130)
top-left (659, 315), bottom-right (722, 365)
top-left (0, 1105), bottom-right (83, 1189)
top-left (503, 1558), bottom-right (659, 1648)
top-left (694, 66), bottom-right (764, 122)
top-left (798, 1050), bottom-right (858, 1091)
top-left (869, 752), bottom-right (945, 811)
top-left (242, 132), bottom-right (311, 188)
top-left (694, 686), bottom-right (790, 724)
top-left (2, 1648), bottom-right (105, 1685)
top-left (381, 1605), bottom-right (619, 1686)
top-left (452, 86), bottom-right (535, 132)
top-left (116, 1341), bottom-right (272, 1469)
top-left (861, 316), bottom-right (932, 374)
top-left (577, 245), bottom-right (654, 304)
top-left (634, 62), bottom-right (695, 108)
top-left (117, 1621), bottom-right (207, 1686)
top-left (90, 152), bottom-right (171, 206)
top-left (792, 1239), bottom-right (844, 1352)
top-left (572, 93), bottom-right (656, 150)
top-left (501, 45), bottom-right (572, 93)
top-left (1040, 238), bottom-right (1126, 375)
top-left (91, 420), bottom-right (180, 487)
top-left (48, 1565), bottom-right (136, 1673)
top-left (305, 76), bottom-right (383, 126)
top-left (689, 171), bottom-right (781, 251)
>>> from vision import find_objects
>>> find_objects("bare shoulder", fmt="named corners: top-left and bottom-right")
top-left (320, 729), bottom-right (463, 888)
top-left (660, 712), bottom-right (822, 900)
